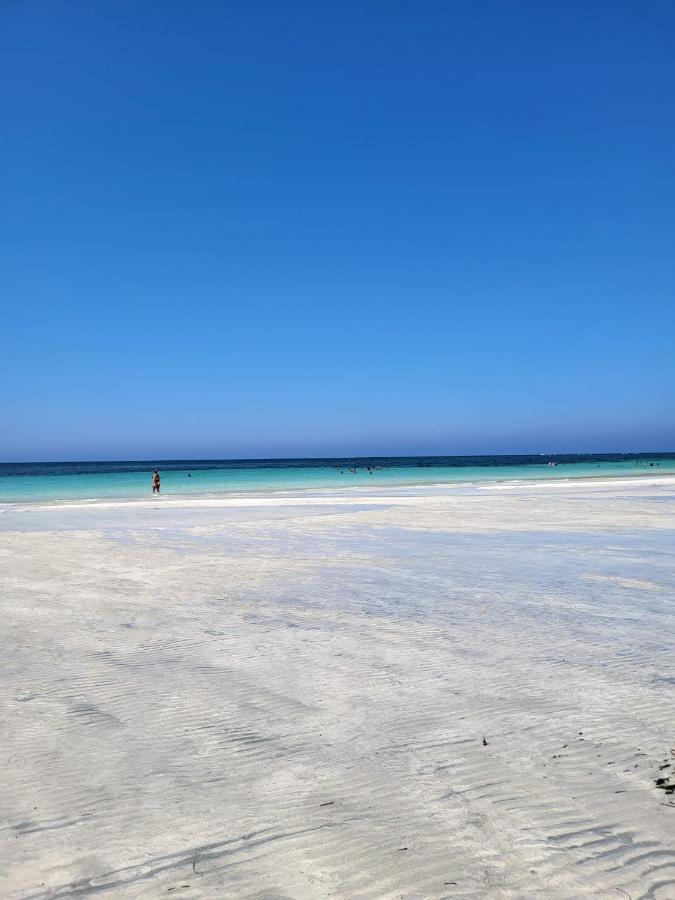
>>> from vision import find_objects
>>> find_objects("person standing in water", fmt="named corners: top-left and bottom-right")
top-left (152, 468), bottom-right (160, 495)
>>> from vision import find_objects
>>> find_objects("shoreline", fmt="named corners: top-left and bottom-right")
top-left (2, 470), bottom-right (675, 512)
top-left (2, 469), bottom-right (675, 511)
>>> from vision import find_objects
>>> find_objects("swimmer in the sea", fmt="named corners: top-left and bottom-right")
top-left (152, 468), bottom-right (160, 494)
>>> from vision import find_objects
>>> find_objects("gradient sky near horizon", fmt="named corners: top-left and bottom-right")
top-left (2, 1), bottom-right (674, 461)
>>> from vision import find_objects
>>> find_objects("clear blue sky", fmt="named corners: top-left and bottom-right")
top-left (2, 1), bottom-right (674, 461)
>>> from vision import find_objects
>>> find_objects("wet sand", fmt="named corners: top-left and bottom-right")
top-left (1, 478), bottom-right (674, 898)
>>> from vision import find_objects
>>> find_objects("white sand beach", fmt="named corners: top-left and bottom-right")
top-left (1, 478), bottom-right (674, 899)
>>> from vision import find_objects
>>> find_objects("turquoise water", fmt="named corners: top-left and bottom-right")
top-left (1, 455), bottom-right (674, 502)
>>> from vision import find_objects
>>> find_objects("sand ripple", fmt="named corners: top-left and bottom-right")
top-left (1, 479), bottom-right (674, 898)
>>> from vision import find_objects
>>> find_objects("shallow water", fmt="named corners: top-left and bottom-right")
top-left (1, 454), bottom-right (674, 501)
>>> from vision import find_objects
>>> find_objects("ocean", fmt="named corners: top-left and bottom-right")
top-left (0, 454), bottom-right (674, 502)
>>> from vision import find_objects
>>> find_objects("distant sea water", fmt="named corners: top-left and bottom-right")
top-left (1, 454), bottom-right (674, 503)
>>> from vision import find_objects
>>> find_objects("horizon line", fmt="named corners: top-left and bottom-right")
top-left (3, 449), bottom-right (675, 466)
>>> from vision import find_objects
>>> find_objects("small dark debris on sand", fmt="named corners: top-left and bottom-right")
top-left (655, 757), bottom-right (675, 794)
top-left (482, 737), bottom-right (487, 746)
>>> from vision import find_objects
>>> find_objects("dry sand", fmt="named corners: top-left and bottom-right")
top-left (1, 478), bottom-right (674, 898)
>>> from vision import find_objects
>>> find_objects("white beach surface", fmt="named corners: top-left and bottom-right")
top-left (1, 478), bottom-right (674, 898)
